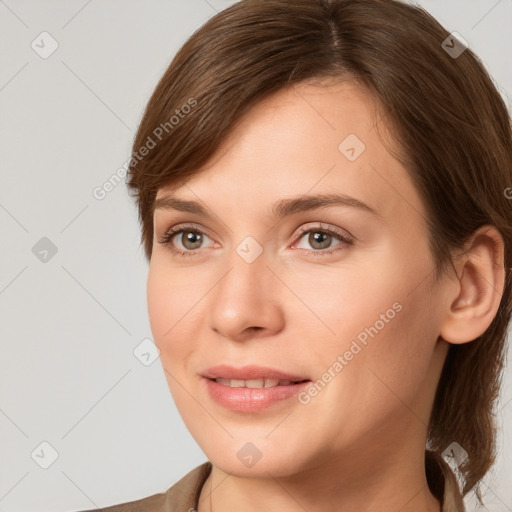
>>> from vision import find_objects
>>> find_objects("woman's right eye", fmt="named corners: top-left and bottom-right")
top-left (158, 225), bottom-right (215, 257)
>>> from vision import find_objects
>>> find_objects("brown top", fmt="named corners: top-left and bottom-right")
top-left (75, 450), bottom-right (465, 512)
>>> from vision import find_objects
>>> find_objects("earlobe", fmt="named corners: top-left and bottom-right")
top-left (440, 225), bottom-right (506, 345)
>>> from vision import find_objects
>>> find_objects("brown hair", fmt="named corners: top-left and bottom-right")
top-left (126, 0), bottom-right (512, 504)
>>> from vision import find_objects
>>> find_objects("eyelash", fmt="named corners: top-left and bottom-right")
top-left (157, 222), bottom-right (354, 258)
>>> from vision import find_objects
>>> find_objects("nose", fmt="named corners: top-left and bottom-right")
top-left (207, 247), bottom-right (285, 342)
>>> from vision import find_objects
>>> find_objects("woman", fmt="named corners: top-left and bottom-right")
top-left (78, 0), bottom-right (512, 510)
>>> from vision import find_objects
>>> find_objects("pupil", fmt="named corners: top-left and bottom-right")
top-left (183, 231), bottom-right (202, 249)
top-left (310, 231), bottom-right (331, 249)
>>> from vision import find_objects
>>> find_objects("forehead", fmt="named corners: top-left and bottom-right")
top-left (155, 80), bottom-right (426, 227)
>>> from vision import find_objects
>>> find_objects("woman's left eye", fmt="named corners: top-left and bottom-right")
top-left (157, 223), bottom-right (353, 257)
top-left (293, 226), bottom-right (353, 256)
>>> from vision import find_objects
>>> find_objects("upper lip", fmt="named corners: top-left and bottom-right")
top-left (202, 365), bottom-right (310, 382)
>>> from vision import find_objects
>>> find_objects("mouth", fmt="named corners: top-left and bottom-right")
top-left (209, 377), bottom-right (310, 388)
top-left (201, 364), bottom-right (310, 383)
top-left (201, 365), bottom-right (312, 412)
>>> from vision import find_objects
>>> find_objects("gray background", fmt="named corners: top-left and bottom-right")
top-left (0, 1), bottom-right (511, 511)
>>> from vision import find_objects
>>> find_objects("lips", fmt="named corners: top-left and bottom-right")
top-left (201, 364), bottom-right (312, 412)
top-left (202, 364), bottom-right (310, 383)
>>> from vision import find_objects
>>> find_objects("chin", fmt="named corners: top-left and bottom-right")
top-left (203, 441), bottom-right (311, 478)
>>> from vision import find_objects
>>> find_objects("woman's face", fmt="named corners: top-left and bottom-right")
top-left (147, 80), bottom-right (451, 478)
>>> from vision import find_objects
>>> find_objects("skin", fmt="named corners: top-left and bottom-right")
top-left (147, 80), bottom-right (505, 512)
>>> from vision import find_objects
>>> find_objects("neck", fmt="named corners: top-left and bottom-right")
top-left (197, 448), bottom-right (442, 512)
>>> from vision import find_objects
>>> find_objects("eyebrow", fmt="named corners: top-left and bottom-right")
top-left (153, 193), bottom-right (380, 218)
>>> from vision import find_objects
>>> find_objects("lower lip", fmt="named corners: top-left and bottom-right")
top-left (203, 378), bottom-right (311, 412)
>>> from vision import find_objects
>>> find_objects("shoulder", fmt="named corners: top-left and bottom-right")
top-left (75, 492), bottom-right (166, 512)
top-left (69, 461), bottom-right (213, 512)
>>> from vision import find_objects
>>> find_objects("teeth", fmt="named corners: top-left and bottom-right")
top-left (214, 378), bottom-right (294, 388)
top-left (245, 379), bottom-right (265, 388)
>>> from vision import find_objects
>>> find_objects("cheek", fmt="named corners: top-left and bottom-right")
top-left (146, 264), bottom-right (171, 343)
top-left (296, 239), bottom-right (439, 402)
top-left (146, 263), bottom-right (199, 410)
top-left (146, 262), bottom-right (196, 355)
top-left (296, 289), bottom-right (438, 451)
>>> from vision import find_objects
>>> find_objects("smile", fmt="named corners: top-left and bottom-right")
top-left (213, 378), bottom-right (307, 388)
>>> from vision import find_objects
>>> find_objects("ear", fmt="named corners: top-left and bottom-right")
top-left (440, 225), bottom-right (506, 344)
